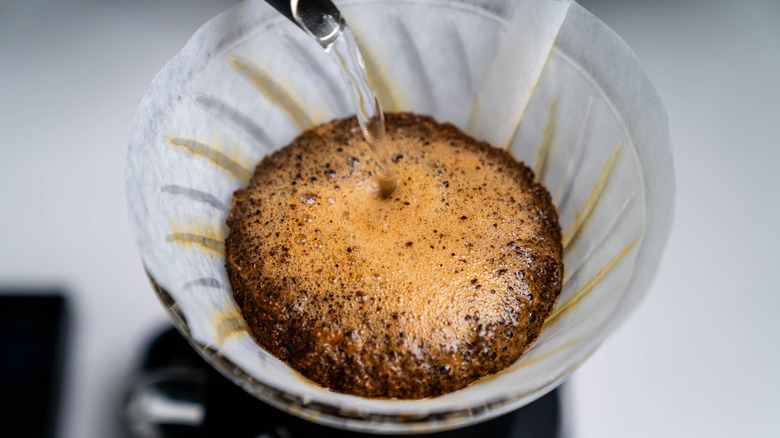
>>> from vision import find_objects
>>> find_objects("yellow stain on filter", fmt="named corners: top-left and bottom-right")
top-left (545, 238), bottom-right (638, 328)
top-left (168, 137), bottom-right (252, 184)
top-left (563, 143), bottom-right (623, 251)
top-left (500, 81), bottom-right (546, 153)
top-left (532, 99), bottom-right (558, 182)
top-left (518, 338), bottom-right (582, 369)
top-left (166, 220), bottom-right (227, 255)
top-left (230, 56), bottom-right (318, 130)
top-left (213, 308), bottom-right (248, 345)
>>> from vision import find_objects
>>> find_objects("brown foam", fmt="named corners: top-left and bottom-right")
top-left (225, 113), bottom-right (563, 398)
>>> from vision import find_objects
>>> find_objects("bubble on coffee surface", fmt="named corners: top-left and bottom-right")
top-left (225, 113), bottom-right (563, 398)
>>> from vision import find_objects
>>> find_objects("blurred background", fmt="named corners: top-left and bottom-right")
top-left (1, 0), bottom-right (778, 437)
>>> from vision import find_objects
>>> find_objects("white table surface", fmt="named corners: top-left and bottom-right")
top-left (1, 0), bottom-right (778, 437)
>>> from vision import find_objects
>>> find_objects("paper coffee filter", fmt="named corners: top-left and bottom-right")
top-left (126, 0), bottom-right (673, 432)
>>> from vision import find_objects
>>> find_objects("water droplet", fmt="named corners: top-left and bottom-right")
top-left (347, 156), bottom-right (360, 167)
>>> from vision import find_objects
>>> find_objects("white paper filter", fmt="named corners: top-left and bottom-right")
top-left (126, 0), bottom-right (673, 433)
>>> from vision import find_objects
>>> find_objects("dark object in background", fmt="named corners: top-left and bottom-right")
top-left (123, 327), bottom-right (561, 437)
top-left (0, 294), bottom-right (69, 438)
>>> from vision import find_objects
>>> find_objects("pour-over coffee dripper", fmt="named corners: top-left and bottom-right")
top-left (126, 0), bottom-right (674, 433)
